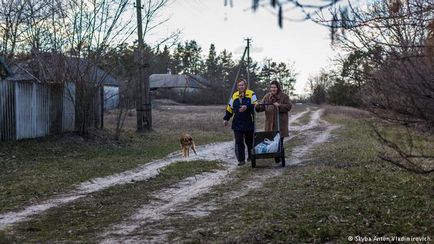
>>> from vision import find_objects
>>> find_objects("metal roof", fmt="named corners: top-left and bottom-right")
top-left (3, 57), bottom-right (120, 86)
top-left (66, 57), bottom-right (120, 86)
top-left (149, 74), bottom-right (210, 90)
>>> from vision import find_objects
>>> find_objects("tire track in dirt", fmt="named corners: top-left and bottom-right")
top-left (0, 141), bottom-right (235, 230)
top-left (99, 108), bottom-right (338, 243)
top-left (0, 108), bottom-right (325, 239)
top-left (183, 109), bottom-right (339, 218)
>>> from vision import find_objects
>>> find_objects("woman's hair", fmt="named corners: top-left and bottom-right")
top-left (270, 80), bottom-right (281, 92)
top-left (237, 78), bottom-right (248, 86)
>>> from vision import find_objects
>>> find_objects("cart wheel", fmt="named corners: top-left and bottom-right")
top-left (251, 157), bottom-right (256, 168)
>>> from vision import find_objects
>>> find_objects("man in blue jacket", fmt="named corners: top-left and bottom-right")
top-left (223, 78), bottom-right (258, 166)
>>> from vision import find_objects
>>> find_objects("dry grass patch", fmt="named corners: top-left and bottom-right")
top-left (323, 105), bottom-right (371, 119)
top-left (105, 104), bottom-right (229, 133)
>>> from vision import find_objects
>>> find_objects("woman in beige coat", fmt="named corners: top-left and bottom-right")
top-left (255, 80), bottom-right (292, 163)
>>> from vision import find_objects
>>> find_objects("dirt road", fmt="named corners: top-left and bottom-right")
top-left (0, 107), bottom-right (338, 243)
top-left (100, 108), bottom-right (338, 243)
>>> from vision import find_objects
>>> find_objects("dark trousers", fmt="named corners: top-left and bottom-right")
top-left (234, 130), bottom-right (253, 162)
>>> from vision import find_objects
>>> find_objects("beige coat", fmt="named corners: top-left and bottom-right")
top-left (255, 92), bottom-right (292, 137)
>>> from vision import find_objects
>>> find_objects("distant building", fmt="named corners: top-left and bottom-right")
top-left (149, 74), bottom-right (210, 93)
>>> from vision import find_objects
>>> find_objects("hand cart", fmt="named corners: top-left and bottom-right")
top-left (251, 104), bottom-right (285, 168)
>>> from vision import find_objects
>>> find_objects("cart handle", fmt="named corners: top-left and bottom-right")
top-left (256, 103), bottom-right (276, 106)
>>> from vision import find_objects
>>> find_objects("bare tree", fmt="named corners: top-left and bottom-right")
top-left (0, 0), bottom-right (177, 137)
top-left (307, 70), bottom-right (331, 104)
top-left (115, 76), bottom-right (133, 140)
top-left (0, 0), bottom-right (26, 56)
top-left (229, 0), bottom-right (343, 27)
top-left (112, 0), bottom-right (177, 136)
top-left (329, 0), bottom-right (434, 173)
top-left (1, 0), bottom-right (135, 135)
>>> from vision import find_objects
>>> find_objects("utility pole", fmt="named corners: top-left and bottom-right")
top-left (245, 37), bottom-right (251, 87)
top-left (227, 39), bottom-right (252, 101)
top-left (266, 58), bottom-right (272, 82)
top-left (135, 0), bottom-right (152, 132)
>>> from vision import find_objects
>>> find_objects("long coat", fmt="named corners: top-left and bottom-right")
top-left (255, 91), bottom-right (292, 137)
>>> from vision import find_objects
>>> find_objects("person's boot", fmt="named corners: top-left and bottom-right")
top-left (274, 157), bottom-right (280, 164)
top-left (238, 161), bottom-right (246, 166)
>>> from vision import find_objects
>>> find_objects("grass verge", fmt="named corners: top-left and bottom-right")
top-left (2, 160), bottom-right (223, 243)
top-left (0, 129), bottom-right (231, 213)
top-left (163, 112), bottom-right (434, 243)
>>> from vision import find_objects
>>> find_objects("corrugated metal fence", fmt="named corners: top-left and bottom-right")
top-left (0, 81), bottom-right (16, 141)
top-left (0, 80), bottom-right (82, 141)
top-left (63, 83), bottom-right (76, 131)
top-left (15, 82), bottom-right (50, 139)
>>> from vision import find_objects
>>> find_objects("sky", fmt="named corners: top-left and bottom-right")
top-left (148, 0), bottom-right (343, 95)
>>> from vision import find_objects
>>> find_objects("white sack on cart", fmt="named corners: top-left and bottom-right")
top-left (255, 140), bottom-right (270, 154)
top-left (267, 133), bottom-right (280, 153)
top-left (254, 133), bottom-right (280, 154)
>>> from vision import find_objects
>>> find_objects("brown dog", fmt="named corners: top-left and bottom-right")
top-left (180, 133), bottom-right (197, 157)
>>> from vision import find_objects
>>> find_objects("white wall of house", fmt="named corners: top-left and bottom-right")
top-left (104, 86), bottom-right (119, 110)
